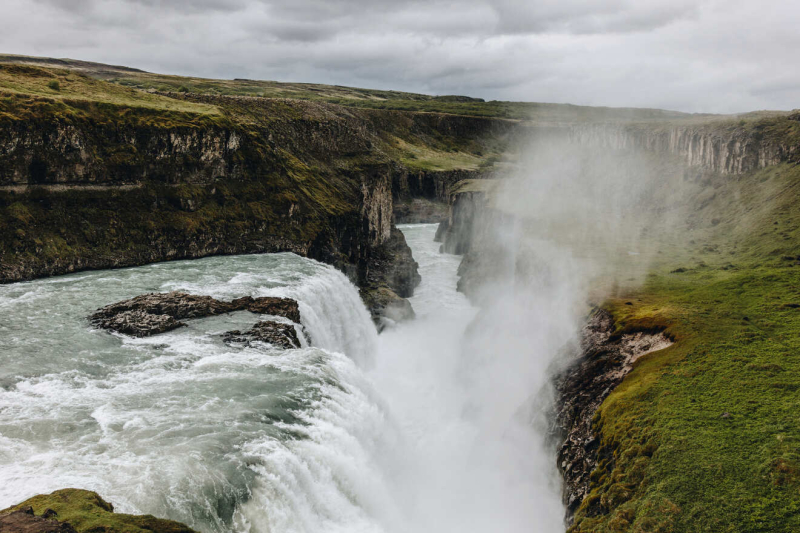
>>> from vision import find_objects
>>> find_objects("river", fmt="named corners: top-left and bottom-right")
top-left (0, 224), bottom-right (564, 532)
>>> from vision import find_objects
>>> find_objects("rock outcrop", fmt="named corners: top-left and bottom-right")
top-left (0, 489), bottom-right (197, 533)
top-left (360, 286), bottom-right (416, 330)
top-left (565, 121), bottom-right (800, 175)
top-left (90, 292), bottom-right (300, 337)
top-left (93, 309), bottom-right (186, 337)
top-left (553, 309), bottom-right (673, 522)
top-left (359, 226), bottom-right (421, 326)
top-left (223, 321), bottom-right (301, 349)
top-left (0, 507), bottom-right (77, 533)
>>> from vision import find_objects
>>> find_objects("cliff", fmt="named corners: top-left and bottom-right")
top-left (554, 309), bottom-right (672, 523)
top-left (438, 135), bottom-right (800, 531)
top-left (567, 118), bottom-right (799, 174)
top-left (0, 64), bottom-right (514, 320)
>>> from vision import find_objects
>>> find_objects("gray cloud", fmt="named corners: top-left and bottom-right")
top-left (4, 0), bottom-right (799, 113)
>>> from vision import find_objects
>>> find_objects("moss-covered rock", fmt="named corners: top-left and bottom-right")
top-left (0, 489), bottom-right (197, 533)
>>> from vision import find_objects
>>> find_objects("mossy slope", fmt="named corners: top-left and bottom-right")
top-left (570, 163), bottom-right (800, 532)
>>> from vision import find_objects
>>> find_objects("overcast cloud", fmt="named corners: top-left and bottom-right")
top-left (1, 0), bottom-right (797, 113)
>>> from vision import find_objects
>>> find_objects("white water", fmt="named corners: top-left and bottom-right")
top-left (0, 224), bottom-right (565, 532)
top-left (371, 225), bottom-right (566, 533)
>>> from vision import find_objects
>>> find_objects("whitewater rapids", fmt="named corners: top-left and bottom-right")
top-left (0, 224), bottom-right (565, 532)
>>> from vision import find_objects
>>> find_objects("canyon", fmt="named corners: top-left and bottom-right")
top-left (1, 55), bottom-right (800, 533)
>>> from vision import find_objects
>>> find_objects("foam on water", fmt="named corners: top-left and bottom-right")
top-left (0, 253), bottom-right (388, 532)
top-left (0, 225), bottom-right (566, 533)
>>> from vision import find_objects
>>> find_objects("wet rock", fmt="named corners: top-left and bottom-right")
top-left (94, 309), bottom-right (186, 337)
top-left (223, 321), bottom-right (300, 349)
top-left (93, 291), bottom-right (242, 321)
top-left (367, 227), bottom-right (421, 299)
top-left (91, 291), bottom-right (300, 337)
top-left (382, 297), bottom-right (415, 323)
top-left (554, 308), bottom-right (673, 523)
top-left (232, 296), bottom-right (301, 323)
top-left (360, 286), bottom-right (415, 330)
top-left (0, 509), bottom-right (77, 533)
top-left (360, 226), bottom-right (420, 324)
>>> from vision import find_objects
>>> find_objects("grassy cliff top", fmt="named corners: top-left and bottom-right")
top-left (0, 64), bottom-right (220, 116)
top-left (569, 162), bottom-right (800, 533)
top-left (0, 53), bottom-right (735, 122)
top-left (0, 61), bottom-right (515, 173)
top-left (1, 54), bottom-right (796, 142)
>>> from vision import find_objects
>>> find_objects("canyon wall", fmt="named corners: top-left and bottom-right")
top-left (555, 113), bottom-right (800, 176)
top-left (0, 93), bottom-right (515, 319)
top-left (565, 121), bottom-right (798, 175)
top-left (436, 113), bottom-right (800, 523)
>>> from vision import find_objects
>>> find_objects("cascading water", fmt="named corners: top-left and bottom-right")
top-left (0, 225), bottom-right (568, 533)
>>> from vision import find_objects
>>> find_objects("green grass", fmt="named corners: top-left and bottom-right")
top-left (0, 488), bottom-right (197, 532)
top-left (0, 54), bottom-right (730, 122)
top-left (0, 64), bottom-right (220, 116)
top-left (569, 163), bottom-right (800, 533)
top-left (388, 136), bottom-right (484, 171)
top-left (0, 62), bottom-right (511, 173)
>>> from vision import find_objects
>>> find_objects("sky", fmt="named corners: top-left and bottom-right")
top-left (2, 0), bottom-right (798, 113)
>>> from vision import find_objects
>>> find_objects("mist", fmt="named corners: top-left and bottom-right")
top-left (367, 133), bottom-right (691, 532)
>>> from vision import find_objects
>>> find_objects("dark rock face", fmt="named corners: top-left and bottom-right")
top-left (91, 292), bottom-right (301, 337)
top-left (0, 508), bottom-right (77, 533)
top-left (379, 227), bottom-right (422, 299)
top-left (223, 321), bottom-right (301, 349)
top-left (239, 296), bottom-right (301, 323)
top-left (95, 309), bottom-right (186, 337)
top-left (392, 168), bottom-right (490, 206)
top-left (553, 309), bottom-right (672, 523)
top-left (393, 198), bottom-right (449, 224)
top-left (439, 190), bottom-right (490, 255)
top-left (359, 226), bottom-right (421, 325)
top-left (360, 286), bottom-right (416, 330)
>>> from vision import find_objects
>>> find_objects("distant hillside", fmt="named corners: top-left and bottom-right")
top-left (0, 53), bottom-right (707, 122)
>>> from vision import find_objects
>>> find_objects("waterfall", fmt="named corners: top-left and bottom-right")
top-left (0, 233), bottom-right (569, 533)
top-left (264, 265), bottom-right (379, 369)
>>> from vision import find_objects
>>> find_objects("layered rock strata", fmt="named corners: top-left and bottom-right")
top-left (554, 309), bottom-right (673, 522)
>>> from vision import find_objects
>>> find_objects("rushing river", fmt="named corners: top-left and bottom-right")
top-left (0, 224), bottom-right (564, 533)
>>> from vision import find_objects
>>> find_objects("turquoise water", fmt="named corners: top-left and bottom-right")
top-left (0, 251), bottom-right (381, 531)
top-left (0, 224), bottom-right (566, 533)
